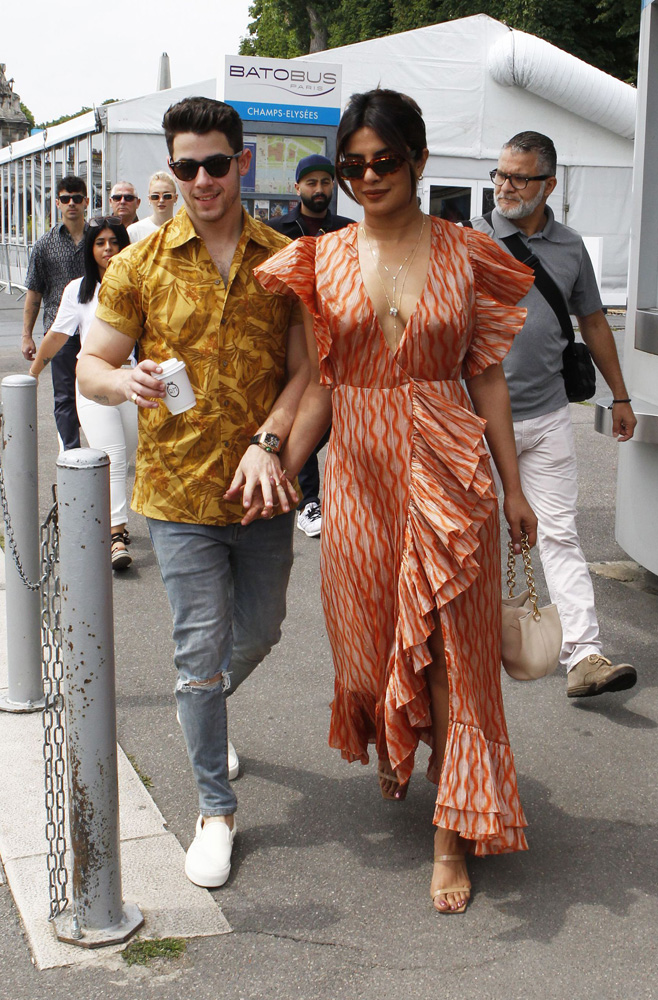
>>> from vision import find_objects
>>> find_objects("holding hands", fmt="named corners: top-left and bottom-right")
top-left (225, 444), bottom-right (298, 526)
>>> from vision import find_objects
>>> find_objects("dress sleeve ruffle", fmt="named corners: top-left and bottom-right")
top-left (253, 236), bottom-right (319, 316)
top-left (254, 236), bottom-right (334, 383)
top-left (461, 228), bottom-right (535, 380)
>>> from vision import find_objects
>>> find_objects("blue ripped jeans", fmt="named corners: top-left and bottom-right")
top-left (148, 513), bottom-right (295, 816)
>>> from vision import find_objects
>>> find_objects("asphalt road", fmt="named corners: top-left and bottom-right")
top-left (0, 291), bottom-right (656, 1000)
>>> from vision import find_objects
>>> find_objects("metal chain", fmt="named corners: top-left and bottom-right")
top-left (0, 450), bottom-right (50, 592)
top-left (506, 532), bottom-right (541, 620)
top-left (40, 487), bottom-right (69, 919)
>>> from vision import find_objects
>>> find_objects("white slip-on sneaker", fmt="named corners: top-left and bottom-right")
top-left (228, 740), bottom-right (240, 781)
top-left (184, 815), bottom-right (236, 888)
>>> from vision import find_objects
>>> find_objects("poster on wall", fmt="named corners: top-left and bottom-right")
top-left (246, 134), bottom-right (327, 194)
top-left (224, 55), bottom-right (341, 126)
top-left (254, 200), bottom-right (270, 222)
top-left (242, 141), bottom-right (257, 191)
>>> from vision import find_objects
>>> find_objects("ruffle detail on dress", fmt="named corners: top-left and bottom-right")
top-left (253, 237), bottom-right (333, 383)
top-left (398, 379), bottom-right (495, 644)
top-left (328, 680), bottom-right (376, 764)
top-left (432, 721), bottom-right (528, 855)
top-left (377, 379), bottom-right (499, 792)
top-left (461, 227), bottom-right (535, 380)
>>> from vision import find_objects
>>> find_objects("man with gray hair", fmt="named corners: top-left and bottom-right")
top-left (468, 130), bottom-right (638, 698)
top-left (110, 180), bottom-right (140, 228)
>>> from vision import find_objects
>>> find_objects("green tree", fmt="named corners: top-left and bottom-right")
top-left (241, 0), bottom-right (640, 83)
top-left (36, 99), bottom-right (120, 132)
top-left (20, 102), bottom-right (35, 129)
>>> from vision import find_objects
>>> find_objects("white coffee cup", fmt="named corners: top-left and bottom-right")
top-left (153, 358), bottom-right (196, 415)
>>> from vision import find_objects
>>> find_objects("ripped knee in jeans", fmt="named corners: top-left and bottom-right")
top-left (176, 670), bottom-right (231, 694)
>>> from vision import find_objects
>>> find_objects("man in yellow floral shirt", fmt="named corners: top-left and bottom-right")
top-left (78, 97), bottom-right (308, 890)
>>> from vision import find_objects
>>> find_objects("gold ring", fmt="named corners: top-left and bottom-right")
top-left (131, 392), bottom-right (138, 404)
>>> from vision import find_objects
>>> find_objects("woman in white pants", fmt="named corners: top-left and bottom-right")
top-left (29, 216), bottom-right (138, 570)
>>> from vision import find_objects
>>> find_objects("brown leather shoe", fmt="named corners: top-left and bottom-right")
top-left (567, 654), bottom-right (637, 698)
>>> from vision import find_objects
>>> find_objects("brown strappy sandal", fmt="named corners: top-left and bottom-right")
top-left (431, 854), bottom-right (471, 914)
top-left (377, 760), bottom-right (409, 801)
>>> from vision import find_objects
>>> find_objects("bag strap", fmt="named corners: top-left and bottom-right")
top-left (507, 535), bottom-right (541, 619)
top-left (499, 231), bottom-right (575, 347)
top-left (464, 212), bottom-right (575, 346)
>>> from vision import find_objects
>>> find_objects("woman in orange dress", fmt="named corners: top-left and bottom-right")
top-left (252, 90), bottom-right (537, 913)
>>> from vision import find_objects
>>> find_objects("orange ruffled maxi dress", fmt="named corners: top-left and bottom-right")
top-left (255, 217), bottom-right (535, 856)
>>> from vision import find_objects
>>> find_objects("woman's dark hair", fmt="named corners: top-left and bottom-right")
top-left (162, 97), bottom-right (243, 156)
top-left (336, 89), bottom-right (427, 202)
top-left (78, 217), bottom-right (130, 304)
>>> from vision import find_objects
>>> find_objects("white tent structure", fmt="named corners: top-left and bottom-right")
top-left (1, 14), bottom-right (635, 302)
top-left (301, 14), bottom-right (636, 304)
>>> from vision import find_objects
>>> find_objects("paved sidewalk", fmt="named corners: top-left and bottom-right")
top-left (0, 290), bottom-right (656, 999)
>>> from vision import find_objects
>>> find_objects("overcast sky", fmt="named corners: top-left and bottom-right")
top-left (5, 0), bottom-right (253, 124)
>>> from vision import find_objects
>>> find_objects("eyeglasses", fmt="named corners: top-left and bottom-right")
top-left (58, 193), bottom-right (85, 204)
top-left (336, 155), bottom-right (407, 180)
top-left (110, 193), bottom-right (137, 202)
top-left (149, 192), bottom-right (175, 201)
top-left (489, 169), bottom-right (552, 190)
top-left (89, 215), bottom-right (125, 229)
top-left (168, 151), bottom-right (243, 182)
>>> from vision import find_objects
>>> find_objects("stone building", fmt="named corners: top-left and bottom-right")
top-left (0, 64), bottom-right (30, 148)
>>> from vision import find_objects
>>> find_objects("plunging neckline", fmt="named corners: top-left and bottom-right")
top-left (355, 217), bottom-right (434, 359)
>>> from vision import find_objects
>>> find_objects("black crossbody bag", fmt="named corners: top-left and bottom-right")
top-left (464, 213), bottom-right (597, 402)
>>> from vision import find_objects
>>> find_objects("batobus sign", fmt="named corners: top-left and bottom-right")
top-left (224, 55), bottom-right (341, 126)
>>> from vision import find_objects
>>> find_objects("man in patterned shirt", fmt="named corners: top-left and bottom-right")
top-left (22, 174), bottom-right (88, 450)
top-left (78, 97), bottom-right (307, 889)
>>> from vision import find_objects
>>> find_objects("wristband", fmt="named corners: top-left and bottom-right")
top-left (608, 398), bottom-right (631, 409)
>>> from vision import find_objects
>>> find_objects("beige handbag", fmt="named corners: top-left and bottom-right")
top-left (501, 535), bottom-right (562, 681)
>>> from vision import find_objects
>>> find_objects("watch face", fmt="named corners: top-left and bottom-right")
top-left (263, 433), bottom-right (280, 448)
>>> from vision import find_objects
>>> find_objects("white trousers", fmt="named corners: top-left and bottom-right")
top-left (75, 385), bottom-right (138, 529)
top-left (512, 405), bottom-right (602, 672)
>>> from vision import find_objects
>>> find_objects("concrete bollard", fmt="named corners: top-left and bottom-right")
top-left (53, 448), bottom-right (142, 947)
top-left (0, 374), bottom-right (44, 712)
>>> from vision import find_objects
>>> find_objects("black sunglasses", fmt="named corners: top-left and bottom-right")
top-left (89, 215), bottom-right (125, 230)
top-left (58, 193), bottom-right (85, 204)
top-left (110, 193), bottom-right (137, 202)
top-left (149, 192), bottom-right (175, 201)
top-left (168, 151), bottom-right (243, 182)
top-left (489, 169), bottom-right (552, 190)
top-left (337, 154), bottom-right (407, 180)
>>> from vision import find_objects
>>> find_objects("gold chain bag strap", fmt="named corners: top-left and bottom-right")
top-left (501, 534), bottom-right (562, 681)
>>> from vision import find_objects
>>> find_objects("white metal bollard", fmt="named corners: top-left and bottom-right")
top-left (0, 374), bottom-right (44, 712)
top-left (53, 448), bottom-right (142, 947)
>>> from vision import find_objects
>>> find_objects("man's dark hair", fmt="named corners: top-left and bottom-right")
top-left (503, 132), bottom-right (557, 177)
top-left (57, 174), bottom-right (87, 198)
top-left (162, 97), bottom-right (243, 156)
top-left (336, 89), bottom-right (427, 203)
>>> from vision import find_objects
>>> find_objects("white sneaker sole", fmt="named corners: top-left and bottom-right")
top-left (296, 519), bottom-right (321, 538)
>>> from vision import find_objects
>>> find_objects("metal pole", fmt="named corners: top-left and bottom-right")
top-left (0, 374), bottom-right (43, 712)
top-left (53, 448), bottom-right (142, 948)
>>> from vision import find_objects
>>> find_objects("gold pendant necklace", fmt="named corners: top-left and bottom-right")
top-left (361, 214), bottom-right (426, 321)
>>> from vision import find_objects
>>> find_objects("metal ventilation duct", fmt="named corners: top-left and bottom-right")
top-left (487, 29), bottom-right (637, 140)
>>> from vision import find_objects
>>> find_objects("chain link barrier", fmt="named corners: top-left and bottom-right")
top-left (0, 444), bottom-right (69, 919)
top-left (40, 488), bottom-right (69, 919)
top-left (0, 448), bottom-right (51, 592)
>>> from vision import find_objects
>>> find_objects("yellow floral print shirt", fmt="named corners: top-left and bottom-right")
top-left (97, 207), bottom-right (295, 525)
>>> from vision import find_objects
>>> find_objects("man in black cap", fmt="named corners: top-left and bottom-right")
top-left (269, 154), bottom-right (354, 536)
top-left (268, 153), bottom-right (354, 242)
